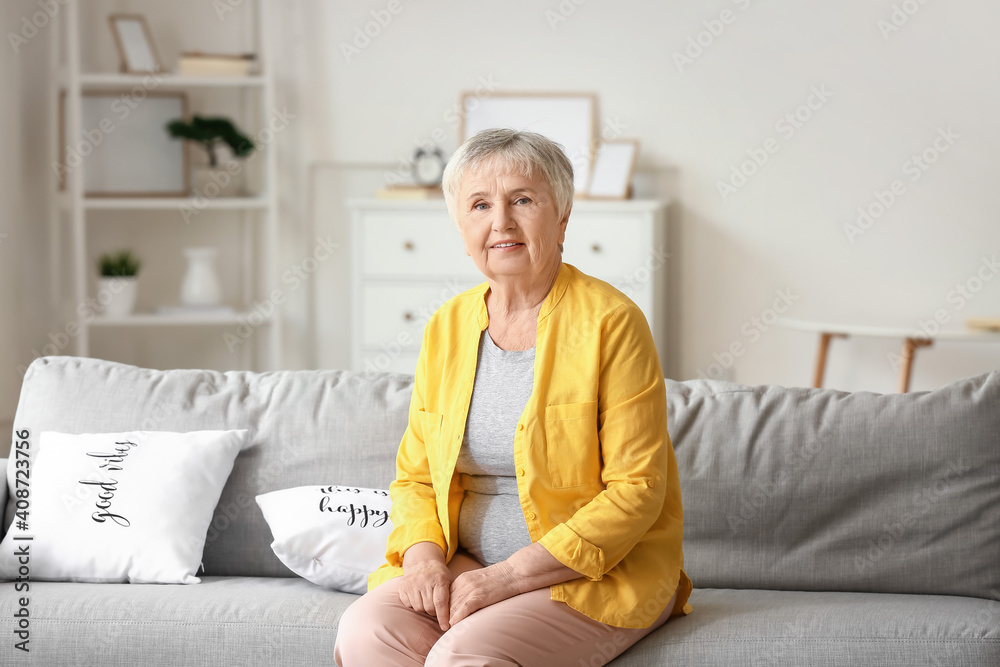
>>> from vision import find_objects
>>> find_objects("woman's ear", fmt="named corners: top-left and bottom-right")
top-left (455, 221), bottom-right (471, 256)
top-left (558, 206), bottom-right (571, 245)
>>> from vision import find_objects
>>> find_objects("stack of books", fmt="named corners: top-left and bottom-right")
top-left (158, 305), bottom-right (235, 317)
top-left (965, 317), bottom-right (1000, 332)
top-left (374, 184), bottom-right (443, 200)
top-left (177, 52), bottom-right (256, 77)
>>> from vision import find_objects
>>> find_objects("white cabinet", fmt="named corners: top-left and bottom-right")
top-left (349, 199), bottom-right (670, 376)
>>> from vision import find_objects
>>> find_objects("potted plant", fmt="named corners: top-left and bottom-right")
top-left (96, 249), bottom-right (141, 318)
top-left (166, 115), bottom-right (255, 197)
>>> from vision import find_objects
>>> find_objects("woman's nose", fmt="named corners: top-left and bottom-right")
top-left (491, 203), bottom-right (515, 231)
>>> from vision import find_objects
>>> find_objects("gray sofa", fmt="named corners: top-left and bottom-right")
top-left (1, 355), bottom-right (998, 665)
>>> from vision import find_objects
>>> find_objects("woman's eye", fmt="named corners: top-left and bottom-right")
top-left (515, 197), bottom-right (531, 205)
top-left (474, 202), bottom-right (489, 211)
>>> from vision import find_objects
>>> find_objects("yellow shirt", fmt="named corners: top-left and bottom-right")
top-left (368, 261), bottom-right (693, 628)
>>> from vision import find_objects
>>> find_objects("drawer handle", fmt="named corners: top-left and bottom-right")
top-left (591, 243), bottom-right (602, 253)
top-left (402, 311), bottom-right (415, 322)
top-left (403, 240), bottom-right (415, 251)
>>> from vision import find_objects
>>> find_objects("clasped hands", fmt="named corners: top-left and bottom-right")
top-left (397, 557), bottom-right (520, 631)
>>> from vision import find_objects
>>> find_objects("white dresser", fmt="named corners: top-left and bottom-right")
top-left (348, 198), bottom-right (670, 376)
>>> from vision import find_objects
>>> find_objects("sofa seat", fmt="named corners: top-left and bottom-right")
top-left (1, 576), bottom-right (350, 665)
top-left (622, 588), bottom-right (1000, 666)
top-left (6, 577), bottom-right (997, 666)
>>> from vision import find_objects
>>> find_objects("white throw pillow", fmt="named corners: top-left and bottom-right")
top-left (256, 484), bottom-right (392, 594)
top-left (0, 429), bottom-right (247, 584)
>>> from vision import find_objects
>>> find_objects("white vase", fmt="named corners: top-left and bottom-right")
top-left (180, 247), bottom-right (222, 307)
top-left (97, 276), bottom-right (138, 317)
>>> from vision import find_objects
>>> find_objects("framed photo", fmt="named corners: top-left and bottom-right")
top-left (585, 139), bottom-right (640, 200)
top-left (459, 92), bottom-right (598, 194)
top-left (58, 91), bottom-right (190, 196)
top-left (108, 14), bottom-right (162, 73)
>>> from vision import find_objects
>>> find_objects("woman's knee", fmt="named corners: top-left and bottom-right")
top-left (336, 583), bottom-right (444, 666)
top-left (338, 588), bottom-right (387, 636)
top-left (333, 594), bottom-right (377, 660)
top-left (335, 587), bottom-right (402, 655)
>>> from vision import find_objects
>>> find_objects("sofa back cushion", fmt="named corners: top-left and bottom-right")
top-left (667, 370), bottom-right (1000, 600)
top-left (10, 357), bottom-right (999, 598)
top-left (8, 357), bottom-right (409, 578)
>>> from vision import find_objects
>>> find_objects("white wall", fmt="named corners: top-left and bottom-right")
top-left (295, 0), bottom-right (1000, 392)
top-left (8, 0), bottom-right (1000, 419)
top-left (2, 0), bottom-right (54, 452)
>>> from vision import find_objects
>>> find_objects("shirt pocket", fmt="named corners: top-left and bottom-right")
top-left (544, 401), bottom-right (600, 488)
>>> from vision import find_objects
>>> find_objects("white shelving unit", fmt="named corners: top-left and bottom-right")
top-left (52, 0), bottom-right (281, 371)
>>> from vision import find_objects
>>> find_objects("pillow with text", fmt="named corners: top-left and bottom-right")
top-left (0, 429), bottom-right (247, 584)
top-left (256, 484), bottom-right (392, 594)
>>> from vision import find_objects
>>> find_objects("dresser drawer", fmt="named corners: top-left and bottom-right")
top-left (360, 280), bottom-right (482, 348)
top-left (359, 212), bottom-right (481, 278)
top-left (562, 214), bottom-right (647, 278)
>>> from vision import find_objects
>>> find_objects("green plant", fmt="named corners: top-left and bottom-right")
top-left (97, 250), bottom-right (142, 278)
top-left (165, 115), bottom-right (255, 167)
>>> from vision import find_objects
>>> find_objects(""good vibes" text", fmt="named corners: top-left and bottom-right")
top-left (78, 440), bottom-right (137, 527)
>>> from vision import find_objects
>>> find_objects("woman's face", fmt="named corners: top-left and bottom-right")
top-left (455, 165), bottom-right (568, 284)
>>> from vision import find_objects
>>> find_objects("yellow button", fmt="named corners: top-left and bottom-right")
top-left (527, 512), bottom-right (536, 520)
top-left (517, 423), bottom-right (524, 431)
top-left (517, 468), bottom-right (525, 476)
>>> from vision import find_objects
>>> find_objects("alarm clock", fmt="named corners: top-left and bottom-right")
top-left (412, 147), bottom-right (446, 187)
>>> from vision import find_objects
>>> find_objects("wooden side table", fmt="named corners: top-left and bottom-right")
top-left (776, 318), bottom-right (1000, 392)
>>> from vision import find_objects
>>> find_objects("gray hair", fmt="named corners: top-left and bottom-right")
top-left (442, 128), bottom-right (575, 227)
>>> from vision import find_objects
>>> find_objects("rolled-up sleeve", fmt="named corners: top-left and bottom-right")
top-left (538, 303), bottom-right (668, 581)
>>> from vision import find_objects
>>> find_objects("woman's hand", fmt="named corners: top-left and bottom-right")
top-left (449, 543), bottom-right (583, 625)
top-left (449, 561), bottom-right (519, 626)
top-left (398, 542), bottom-right (453, 631)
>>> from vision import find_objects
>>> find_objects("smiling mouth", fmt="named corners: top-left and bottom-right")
top-left (492, 242), bottom-right (524, 249)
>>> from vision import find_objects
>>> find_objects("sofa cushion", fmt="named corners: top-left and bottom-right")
top-left (6, 357), bottom-right (411, 577)
top-left (616, 588), bottom-right (1000, 666)
top-left (668, 371), bottom-right (1000, 601)
top-left (0, 429), bottom-right (246, 584)
top-left (256, 484), bottom-right (393, 594)
top-left (0, 576), bottom-right (350, 666)
top-left (11, 356), bottom-right (999, 600)
top-left (0, 581), bottom-right (993, 666)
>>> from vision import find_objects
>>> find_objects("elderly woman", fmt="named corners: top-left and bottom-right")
top-left (335, 128), bottom-right (691, 667)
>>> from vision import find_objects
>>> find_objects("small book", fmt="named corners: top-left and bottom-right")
top-left (965, 317), bottom-right (1000, 332)
top-left (158, 305), bottom-right (235, 317)
top-left (177, 52), bottom-right (256, 77)
top-left (375, 185), bottom-right (443, 200)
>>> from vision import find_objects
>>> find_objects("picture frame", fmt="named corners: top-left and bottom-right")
top-left (459, 92), bottom-right (598, 194)
top-left (58, 91), bottom-right (190, 197)
top-left (584, 139), bottom-right (640, 200)
top-left (108, 14), bottom-right (162, 74)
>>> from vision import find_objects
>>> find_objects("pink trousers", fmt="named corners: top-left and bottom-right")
top-left (334, 552), bottom-right (678, 667)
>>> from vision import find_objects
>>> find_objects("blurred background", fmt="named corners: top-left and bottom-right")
top-left (3, 0), bottom-right (999, 441)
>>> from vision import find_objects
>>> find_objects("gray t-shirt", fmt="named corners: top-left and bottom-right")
top-left (455, 328), bottom-right (535, 566)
